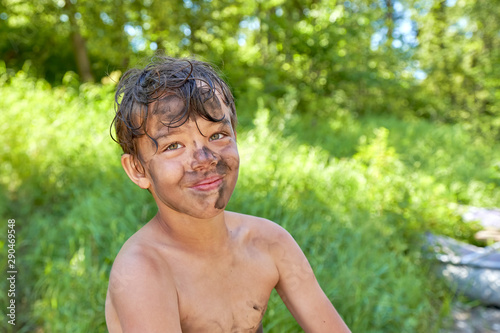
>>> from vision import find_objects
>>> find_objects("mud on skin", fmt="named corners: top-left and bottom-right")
top-left (214, 154), bottom-right (230, 209)
top-left (191, 145), bottom-right (234, 210)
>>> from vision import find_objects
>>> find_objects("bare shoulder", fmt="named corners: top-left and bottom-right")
top-left (106, 223), bottom-right (181, 332)
top-left (225, 211), bottom-right (292, 240)
top-left (108, 231), bottom-right (169, 294)
top-left (225, 211), bottom-right (300, 262)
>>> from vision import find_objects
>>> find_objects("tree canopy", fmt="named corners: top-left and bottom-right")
top-left (1, 0), bottom-right (499, 133)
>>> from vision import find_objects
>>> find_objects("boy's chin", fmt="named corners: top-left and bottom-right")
top-left (152, 184), bottom-right (236, 220)
top-left (183, 202), bottom-right (227, 219)
top-left (192, 208), bottom-right (226, 220)
top-left (158, 201), bottom-right (228, 220)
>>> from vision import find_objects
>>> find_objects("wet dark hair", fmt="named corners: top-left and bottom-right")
top-left (110, 56), bottom-right (237, 158)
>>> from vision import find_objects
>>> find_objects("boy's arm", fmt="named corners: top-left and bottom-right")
top-left (106, 250), bottom-right (182, 333)
top-left (271, 227), bottom-right (351, 333)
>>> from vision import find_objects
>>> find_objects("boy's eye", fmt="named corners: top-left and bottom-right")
top-left (209, 133), bottom-right (224, 141)
top-left (165, 142), bottom-right (183, 151)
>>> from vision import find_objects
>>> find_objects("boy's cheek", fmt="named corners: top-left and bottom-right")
top-left (220, 143), bottom-right (239, 166)
top-left (222, 153), bottom-right (240, 173)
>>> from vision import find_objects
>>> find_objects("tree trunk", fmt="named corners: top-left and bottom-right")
top-left (70, 31), bottom-right (94, 82)
top-left (64, 1), bottom-right (94, 82)
top-left (385, 0), bottom-right (394, 44)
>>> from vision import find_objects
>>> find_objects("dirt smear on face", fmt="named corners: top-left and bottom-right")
top-left (214, 157), bottom-right (230, 209)
top-left (182, 145), bottom-right (234, 210)
top-left (194, 145), bottom-right (234, 210)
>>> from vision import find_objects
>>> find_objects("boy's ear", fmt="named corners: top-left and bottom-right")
top-left (121, 154), bottom-right (151, 190)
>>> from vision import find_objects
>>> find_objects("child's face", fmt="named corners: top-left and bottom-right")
top-left (133, 97), bottom-right (239, 219)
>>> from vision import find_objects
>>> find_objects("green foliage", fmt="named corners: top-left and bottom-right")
top-left (2, 0), bottom-right (499, 138)
top-left (410, 0), bottom-right (500, 138)
top-left (3, 70), bottom-right (498, 332)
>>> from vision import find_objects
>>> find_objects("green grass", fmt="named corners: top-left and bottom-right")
top-left (1, 69), bottom-right (498, 332)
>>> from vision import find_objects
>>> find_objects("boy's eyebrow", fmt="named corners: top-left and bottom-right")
top-left (153, 118), bottom-right (232, 142)
top-left (152, 127), bottom-right (182, 142)
top-left (217, 118), bottom-right (232, 129)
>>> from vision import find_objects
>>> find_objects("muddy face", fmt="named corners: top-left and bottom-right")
top-left (136, 102), bottom-right (239, 219)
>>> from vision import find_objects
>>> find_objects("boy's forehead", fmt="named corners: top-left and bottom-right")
top-left (147, 93), bottom-right (228, 134)
top-left (151, 94), bottom-right (185, 119)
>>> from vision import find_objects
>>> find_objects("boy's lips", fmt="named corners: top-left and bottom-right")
top-left (189, 175), bottom-right (223, 191)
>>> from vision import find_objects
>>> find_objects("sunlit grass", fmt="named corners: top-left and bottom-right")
top-left (1, 70), bottom-right (498, 332)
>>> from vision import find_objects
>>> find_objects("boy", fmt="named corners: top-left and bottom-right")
top-left (105, 56), bottom-right (350, 333)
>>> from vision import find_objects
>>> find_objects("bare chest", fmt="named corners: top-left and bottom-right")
top-left (171, 250), bottom-right (278, 332)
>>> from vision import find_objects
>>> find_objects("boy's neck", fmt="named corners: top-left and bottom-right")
top-left (153, 210), bottom-right (231, 254)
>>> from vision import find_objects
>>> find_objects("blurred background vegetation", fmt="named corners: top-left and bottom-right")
top-left (1, 0), bottom-right (499, 332)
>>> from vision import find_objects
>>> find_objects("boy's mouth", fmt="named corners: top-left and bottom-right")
top-left (189, 175), bottom-right (224, 191)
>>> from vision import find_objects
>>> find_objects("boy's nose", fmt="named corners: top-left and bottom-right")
top-left (191, 146), bottom-right (218, 170)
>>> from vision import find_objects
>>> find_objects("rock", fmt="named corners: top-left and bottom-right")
top-left (463, 207), bottom-right (500, 230)
top-left (441, 302), bottom-right (500, 333)
top-left (476, 230), bottom-right (500, 242)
